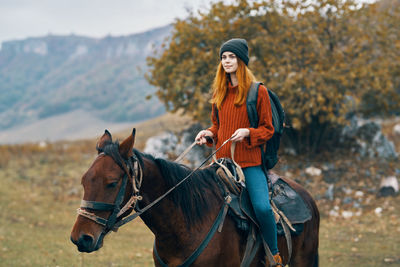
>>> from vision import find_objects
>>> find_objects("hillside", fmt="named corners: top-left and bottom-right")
top-left (0, 25), bottom-right (173, 135)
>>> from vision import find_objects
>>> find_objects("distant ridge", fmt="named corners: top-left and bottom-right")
top-left (0, 24), bottom-right (173, 138)
top-left (0, 109), bottom-right (137, 144)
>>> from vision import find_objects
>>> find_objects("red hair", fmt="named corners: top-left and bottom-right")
top-left (211, 58), bottom-right (256, 109)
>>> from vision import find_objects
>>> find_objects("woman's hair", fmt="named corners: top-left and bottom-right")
top-left (211, 58), bottom-right (256, 109)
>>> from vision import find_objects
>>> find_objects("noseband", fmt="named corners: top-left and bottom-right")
top-left (77, 149), bottom-right (143, 235)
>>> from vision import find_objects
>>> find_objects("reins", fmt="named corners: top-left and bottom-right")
top-left (114, 136), bottom-right (234, 228)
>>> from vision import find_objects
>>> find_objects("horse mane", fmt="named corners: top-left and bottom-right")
top-left (96, 140), bottom-right (127, 171)
top-left (133, 148), bottom-right (222, 227)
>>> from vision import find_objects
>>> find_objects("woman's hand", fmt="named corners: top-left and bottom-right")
top-left (195, 130), bottom-right (214, 145)
top-left (230, 128), bottom-right (250, 142)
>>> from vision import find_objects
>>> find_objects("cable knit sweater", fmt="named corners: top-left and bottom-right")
top-left (207, 83), bottom-right (274, 168)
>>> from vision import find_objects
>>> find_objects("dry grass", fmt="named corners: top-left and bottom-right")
top-left (0, 113), bottom-right (399, 266)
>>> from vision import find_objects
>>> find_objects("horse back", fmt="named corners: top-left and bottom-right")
top-left (277, 176), bottom-right (320, 267)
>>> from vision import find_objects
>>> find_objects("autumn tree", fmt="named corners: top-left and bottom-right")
top-left (147, 0), bottom-right (400, 153)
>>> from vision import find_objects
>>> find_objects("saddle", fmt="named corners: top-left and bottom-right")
top-left (212, 158), bottom-right (312, 266)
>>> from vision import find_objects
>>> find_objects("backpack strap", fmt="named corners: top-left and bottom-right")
top-left (246, 82), bottom-right (261, 129)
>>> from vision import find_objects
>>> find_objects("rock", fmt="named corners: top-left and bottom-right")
top-left (305, 166), bottom-right (322, 176)
top-left (342, 187), bottom-right (353, 195)
top-left (329, 209), bottom-right (339, 217)
top-left (341, 115), bottom-right (398, 159)
top-left (342, 197), bottom-right (353, 205)
top-left (143, 124), bottom-right (211, 168)
top-left (325, 184), bottom-right (334, 201)
top-left (322, 163), bottom-right (335, 171)
top-left (355, 191), bottom-right (364, 198)
top-left (374, 207), bottom-right (383, 216)
top-left (393, 123), bottom-right (400, 135)
top-left (174, 123), bottom-right (209, 167)
top-left (342, 211), bottom-right (353, 219)
top-left (144, 132), bottom-right (178, 159)
top-left (378, 176), bottom-right (399, 197)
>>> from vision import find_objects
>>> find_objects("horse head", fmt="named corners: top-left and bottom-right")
top-left (70, 128), bottom-right (139, 252)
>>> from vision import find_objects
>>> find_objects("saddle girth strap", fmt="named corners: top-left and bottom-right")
top-left (240, 225), bottom-right (262, 267)
top-left (270, 200), bottom-right (293, 263)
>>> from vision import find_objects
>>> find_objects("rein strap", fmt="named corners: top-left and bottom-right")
top-left (115, 137), bottom-right (234, 228)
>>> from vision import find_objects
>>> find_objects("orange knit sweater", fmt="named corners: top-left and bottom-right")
top-left (207, 83), bottom-right (274, 168)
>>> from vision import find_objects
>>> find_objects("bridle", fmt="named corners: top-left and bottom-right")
top-left (75, 137), bottom-right (235, 252)
top-left (77, 137), bottom-right (236, 232)
top-left (77, 150), bottom-right (143, 244)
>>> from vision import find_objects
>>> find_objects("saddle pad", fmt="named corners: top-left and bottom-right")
top-left (229, 189), bottom-right (305, 236)
top-left (271, 178), bottom-right (312, 224)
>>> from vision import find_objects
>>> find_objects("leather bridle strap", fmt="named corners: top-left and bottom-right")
top-left (80, 200), bottom-right (115, 211)
top-left (77, 153), bottom-right (141, 233)
top-left (104, 174), bottom-right (128, 232)
top-left (78, 173), bottom-right (129, 232)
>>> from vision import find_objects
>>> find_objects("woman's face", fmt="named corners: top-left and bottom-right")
top-left (221, 51), bottom-right (238, 74)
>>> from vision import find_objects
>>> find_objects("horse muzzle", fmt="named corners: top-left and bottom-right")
top-left (70, 233), bottom-right (103, 253)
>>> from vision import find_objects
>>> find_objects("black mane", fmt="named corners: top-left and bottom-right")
top-left (133, 149), bottom-right (222, 227)
top-left (96, 140), bottom-right (127, 171)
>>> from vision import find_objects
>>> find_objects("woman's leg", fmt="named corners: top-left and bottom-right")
top-left (243, 165), bottom-right (278, 255)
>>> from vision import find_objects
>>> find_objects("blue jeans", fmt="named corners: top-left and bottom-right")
top-left (243, 166), bottom-right (278, 255)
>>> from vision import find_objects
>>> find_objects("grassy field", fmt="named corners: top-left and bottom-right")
top-left (0, 114), bottom-right (399, 266)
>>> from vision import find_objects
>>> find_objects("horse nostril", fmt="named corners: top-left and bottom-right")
top-left (77, 234), bottom-right (95, 252)
top-left (81, 234), bottom-right (94, 243)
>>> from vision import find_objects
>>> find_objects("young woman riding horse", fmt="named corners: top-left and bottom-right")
top-left (196, 38), bottom-right (280, 265)
top-left (70, 127), bottom-right (319, 266)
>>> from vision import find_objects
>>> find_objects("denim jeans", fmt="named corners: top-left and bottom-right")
top-left (242, 165), bottom-right (278, 255)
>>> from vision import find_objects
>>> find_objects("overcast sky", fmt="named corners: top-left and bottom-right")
top-left (0, 0), bottom-right (376, 47)
top-left (0, 0), bottom-right (226, 46)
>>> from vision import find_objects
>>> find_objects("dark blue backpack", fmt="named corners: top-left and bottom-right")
top-left (247, 82), bottom-right (285, 170)
top-left (215, 82), bottom-right (285, 170)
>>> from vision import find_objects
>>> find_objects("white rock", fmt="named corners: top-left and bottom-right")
top-left (329, 210), bottom-right (339, 217)
top-left (374, 207), bottom-right (383, 216)
top-left (342, 211), bottom-right (353, 219)
top-left (355, 191), bottom-right (364, 198)
top-left (393, 123), bottom-right (400, 135)
top-left (380, 176), bottom-right (399, 193)
top-left (305, 166), bottom-right (322, 176)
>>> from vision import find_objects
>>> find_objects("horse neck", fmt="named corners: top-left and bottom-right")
top-left (137, 157), bottom-right (222, 242)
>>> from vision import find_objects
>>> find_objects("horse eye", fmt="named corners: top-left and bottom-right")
top-left (107, 182), bottom-right (118, 188)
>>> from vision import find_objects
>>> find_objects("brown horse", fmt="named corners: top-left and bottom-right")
top-left (70, 129), bottom-right (319, 266)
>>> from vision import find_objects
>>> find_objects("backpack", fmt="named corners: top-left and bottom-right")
top-left (215, 82), bottom-right (285, 170)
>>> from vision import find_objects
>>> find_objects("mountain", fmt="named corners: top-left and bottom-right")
top-left (0, 25), bottom-right (173, 136)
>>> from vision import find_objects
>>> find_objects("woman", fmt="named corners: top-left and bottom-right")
top-left (195, 38), bottom-right (282, 265)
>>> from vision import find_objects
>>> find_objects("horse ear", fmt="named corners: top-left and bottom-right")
top-left (119, 128), bottom-right (136, 159)
top-left (96, 129), bottom-right (112, 152)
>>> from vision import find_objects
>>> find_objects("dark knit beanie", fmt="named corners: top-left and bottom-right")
top-left (219, 38), bottom-right (249, 66)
